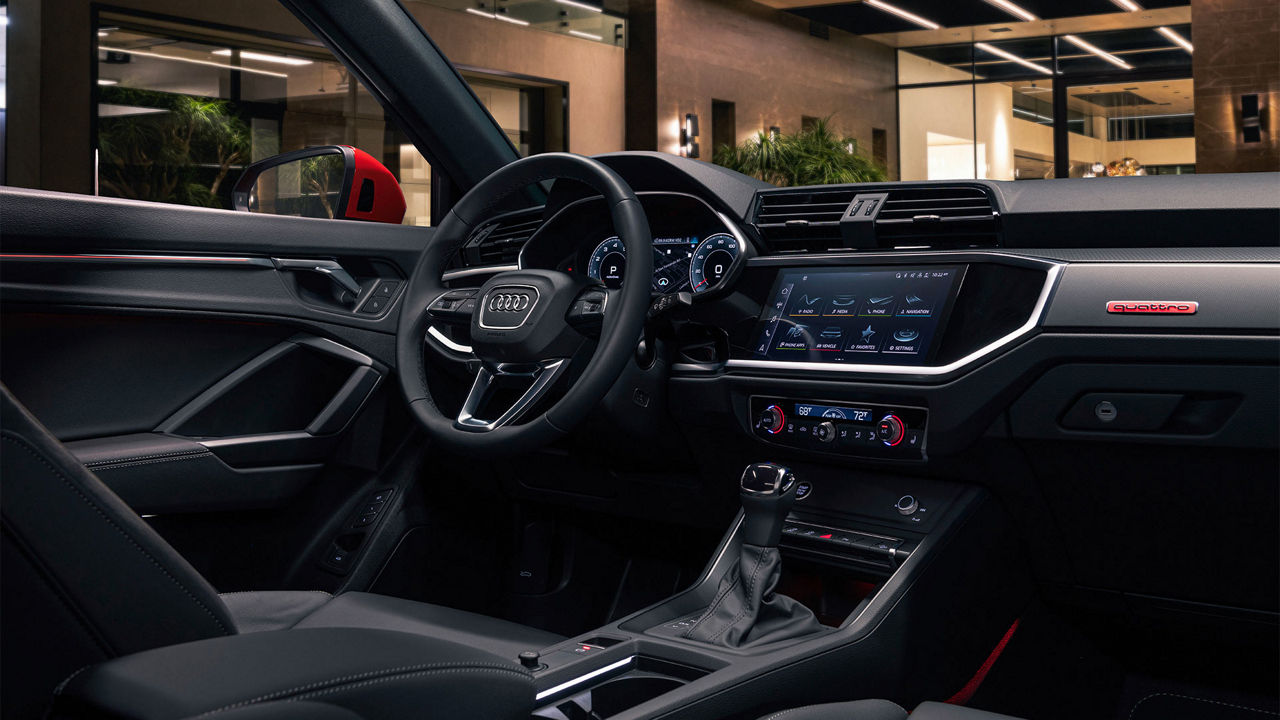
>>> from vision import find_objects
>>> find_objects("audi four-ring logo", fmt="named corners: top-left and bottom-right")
top-left (488, 293), bottom-right (531, 312)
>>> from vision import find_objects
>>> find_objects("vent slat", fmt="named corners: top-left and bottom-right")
top-left (753, 185), bottom-right (997, 252)
top-left (466, 209), bottom-right (543, 266)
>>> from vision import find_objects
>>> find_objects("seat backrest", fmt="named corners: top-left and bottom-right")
top-left (1, 385), bottom-right (236, 718)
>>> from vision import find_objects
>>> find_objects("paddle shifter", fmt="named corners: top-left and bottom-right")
top-left (683, 463), bottom-right (823, 647)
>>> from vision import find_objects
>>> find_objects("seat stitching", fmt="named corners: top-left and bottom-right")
top-left (84, 449), bottom-right (209, 466)
top-left (681, 569), bottom-right (740, 639)
top-left (218, 591), bottom-right (333, 597)
top-left (2, 434), bottom-right (232, 636)
top-left (1128, 692), bottom-right (1279, 720)
top-left (757, 709), bottom-right (803, 720)
top-left (193, 663), bottom-right (530, 716)
top-left (86, 453), bottom-right (213, 471)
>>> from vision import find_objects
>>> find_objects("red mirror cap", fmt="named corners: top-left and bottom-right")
top-left (340, 146), bottom-right (407, 225)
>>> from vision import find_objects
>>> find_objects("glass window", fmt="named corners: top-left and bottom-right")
top-left (1056, 25), bottom-right (1194, 76)
top-left (898, 45), bottom-right (973, 85)
top-left (977, 81), bottom-right (1054, 181)
top-left (1066, 78), bottom-right (1196, 177)
top-left (899, 84), bottom-right (975, 180)
top-left (96, 15), bottom-right (435, 224)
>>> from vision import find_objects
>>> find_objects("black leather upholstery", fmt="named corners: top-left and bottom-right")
top-left (0, 385), bottom-right (562, 718)
top-left (218, 590), bottom-right (563, 660)
top-left (684, 543), bottom-right (825, 647)
top-left (52, 628), bottom-right (534, 720)
top-left (182, 701), bottom-right (364, 720)
top-left (755, 701), bottom-right (1024, 720)
top-left (290, 591), bottom-right (564, 661)
top-left (755, 699), bottom-right (908, 720)
top-left (1, 387), bottom-right (236, 718)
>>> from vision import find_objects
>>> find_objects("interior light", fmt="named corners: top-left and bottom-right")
top-left (98, 46), bottom-right (289, 78)
top-left (555, 0), bottom-right (604, 12)
top-left (864, 0), bottom-right (941, 30)
top-left (97, 78), bottom-right (119, 86)
top-left (983, 0), bottom-right (1038, 22)
top-left (568, 29), bottom-right (604, 41)
top-left (975, 42), bottom-right (1053, 75)
top-left (1156, 26), bottom-right (1193, 53)
top-left (1110, 0), bottom-right (1142, 10)
top-left (681, 113), bottom-right (700, 159)
top-left (1062, 35), bottom-right (1133, 69)
top-left (466, 7), bottom-right (531, 26)
top-left (212, 49), bottom-right (312, 66)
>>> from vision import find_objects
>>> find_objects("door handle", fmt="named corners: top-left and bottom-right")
top-left (272, 258), bottom-right (363, 304)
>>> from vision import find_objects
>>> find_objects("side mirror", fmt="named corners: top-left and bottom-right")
top-left (232, 145), bottom-right (406, 224)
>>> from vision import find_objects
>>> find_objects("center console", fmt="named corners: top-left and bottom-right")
top-left (521, 463), bottom-right (1029, 720)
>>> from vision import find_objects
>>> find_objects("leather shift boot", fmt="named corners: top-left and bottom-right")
top-left (682, 543), bottom-right (823, 647)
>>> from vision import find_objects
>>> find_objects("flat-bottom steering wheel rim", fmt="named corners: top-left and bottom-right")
top-left (396, 153), bottom-right (653, 455)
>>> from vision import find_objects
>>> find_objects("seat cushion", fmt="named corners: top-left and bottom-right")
top-left (224, 591), bottom-right (564, 663)
top-left (756, 699), bottom-right (907, 720)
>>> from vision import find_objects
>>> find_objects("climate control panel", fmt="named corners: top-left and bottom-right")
top-left (750, 396), bottom-right (927, 460)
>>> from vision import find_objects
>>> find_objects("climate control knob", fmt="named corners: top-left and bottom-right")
top-left (877, 414), bottom-right (905, 447)
top-left (814, 421), bottom-right (836, 443)
top-left (759, 405), bottom-right (785, 435)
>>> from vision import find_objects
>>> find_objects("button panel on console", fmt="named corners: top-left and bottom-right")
top-left (750, 396), bottom-right (927, 460)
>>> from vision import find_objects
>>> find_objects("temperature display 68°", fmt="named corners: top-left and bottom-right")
top-left (794, 403), bottom-right (874, 422)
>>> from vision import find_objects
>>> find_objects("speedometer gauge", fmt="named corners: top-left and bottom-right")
top-left (689, 233), bottom-right (740, 293)
top-left (587, 236), bottom-right (627, 288)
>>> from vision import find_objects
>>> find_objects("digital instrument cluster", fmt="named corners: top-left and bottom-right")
top-left (586, 232), bottom-right (741, 295)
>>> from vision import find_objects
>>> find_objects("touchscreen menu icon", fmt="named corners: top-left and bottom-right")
top-left (846, 323), bottom-right (883, 352)
top-left (790, 294), bottom-right (823, 317)
top-left (859, 295), bottom-right (896, 317)
top-left (896, 293), bottom-right (935, 317)
top-left (813, 326), bottom-right (843, 352)
top-left (883, 327), bottom-right (922, 354)
top-left (824, 294), bottom-right (858, 316)
top-left (775, 323), bottom-right (809, 350)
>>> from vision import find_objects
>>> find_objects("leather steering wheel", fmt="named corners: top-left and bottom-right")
top-left (397, 153), bottom-right (653, 455)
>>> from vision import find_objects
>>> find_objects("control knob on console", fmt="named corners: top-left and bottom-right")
top-left (813, 421), bottom-right (836, 443)
top-left (877, 414), bottom-right (905, 447)
top-left (758, 404), bottom-right (785, 435)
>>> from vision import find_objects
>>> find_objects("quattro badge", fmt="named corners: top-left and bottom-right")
top-left (1105, 300), bottom-right (1198, 314)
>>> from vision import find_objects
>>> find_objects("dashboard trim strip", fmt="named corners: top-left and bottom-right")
top-left (726, 261), bottom-right (1063, 377)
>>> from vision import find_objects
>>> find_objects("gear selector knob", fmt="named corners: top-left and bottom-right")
top-left (739, 463), bottom-right (798, 547)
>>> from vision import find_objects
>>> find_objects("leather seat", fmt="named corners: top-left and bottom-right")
top-left (756, 700), bottom-right (1023, 720)
top-left (0, 386), bottom-right (561, 718)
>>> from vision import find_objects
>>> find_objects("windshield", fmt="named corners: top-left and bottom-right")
top-left (2, 0), bottom-right (1273, 224)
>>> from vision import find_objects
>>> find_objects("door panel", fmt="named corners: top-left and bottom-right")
top-left (0, 187), bottom-right (428, 590)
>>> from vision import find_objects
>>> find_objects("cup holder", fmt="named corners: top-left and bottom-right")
top-left (534, 656), bottom-right (708, 719)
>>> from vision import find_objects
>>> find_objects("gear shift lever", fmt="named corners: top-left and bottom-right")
top-left (683, 463), bottom-right (823, 647)
top-left (739, 462), bottom-right (798, 547)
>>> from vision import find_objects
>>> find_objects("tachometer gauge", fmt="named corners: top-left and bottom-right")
top-left (587, 236), bottom-right (627, 288)
top-left (689, 233), bottom-right (740, 293)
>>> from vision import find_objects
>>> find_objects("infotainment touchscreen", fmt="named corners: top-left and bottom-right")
top-left (749, 266), bottom-right (964, 365)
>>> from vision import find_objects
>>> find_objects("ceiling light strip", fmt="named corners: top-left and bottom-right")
top-left (983, 0), bottom-right (1038, 22)
top-left (99, 46), bottom-right (288, 78)
top-left (864, 0), bottom-right (941, 30)
top-left (975, 42), bottom-right (1053, 75)
top-left (1156, 26), bottom-right (1193, 53)
top-left (567, 29), bottom-right (604, 40)
top-left (465, 7), bottom-right (530, 25)
top-left (212, 49), bottom-right (312, 66)
top-left (1062, 34), bottom-right (1133, 70)
top-left (556, 0), bottom-right (604, 12)
top-left (1110, 0), bottom-right (1143, 11)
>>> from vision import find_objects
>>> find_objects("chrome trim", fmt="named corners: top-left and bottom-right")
top-left (535, 656), bottom-right (635, 702)
top-left (427, 325), bottom-right (472, 354)
top-left (726, 262), bottom-right (1063, 377)
top-left (442, 264), bottom-right (518, 281)
top-left (478, 284), bottom-right (541, 330)
top-left (456, 358), bottom-right (567, 431)
top-left (0, 252), bottom-right (275, 267)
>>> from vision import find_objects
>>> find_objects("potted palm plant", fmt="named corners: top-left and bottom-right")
top-left (714, 117), bottom-right (886, 186)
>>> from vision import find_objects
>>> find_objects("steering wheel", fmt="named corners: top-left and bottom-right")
top-left (396, 153), bottom-right (653, 455)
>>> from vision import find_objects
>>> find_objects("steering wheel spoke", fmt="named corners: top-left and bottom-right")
top-left (426, 288), bottom-right (481, 327)
top-left (456, 358), bottom-right (569, 432)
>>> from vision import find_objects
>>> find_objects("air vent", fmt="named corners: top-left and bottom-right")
top-left (753, 184), bottom-right (999, 254)
top-left (461, 208), bottom-right (544, 267)
top-left (753, 188), bottom-right (857, 253)
top-left (874, 186), bottom-right (998, 248)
